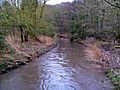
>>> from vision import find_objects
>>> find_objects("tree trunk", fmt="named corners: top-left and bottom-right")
top-left (20, 26), bottom-right (24, 43)
top-left (24, 31), bottom-right (28, 42)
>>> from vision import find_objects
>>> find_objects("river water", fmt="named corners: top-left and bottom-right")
top-left (0, 39), bottom-right (114, 90)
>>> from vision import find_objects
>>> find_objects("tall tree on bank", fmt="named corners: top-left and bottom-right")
top-left (20, 0), bottom-right (38, 42)
top-left (0, 0), bottom-right (49, 43)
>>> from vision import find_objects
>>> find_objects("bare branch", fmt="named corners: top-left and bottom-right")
top-left (104, 0), bottom-right (120, 9)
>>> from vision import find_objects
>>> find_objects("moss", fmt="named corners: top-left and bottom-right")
top-left (106, 69), bottom-right (120, 89)
top-left (0, 59), bottom-right (6, 70)
top-left (114, 87), bottom-right (120, 90)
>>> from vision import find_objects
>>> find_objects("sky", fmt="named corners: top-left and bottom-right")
top-left (47, 0), bottom-right (74, 5)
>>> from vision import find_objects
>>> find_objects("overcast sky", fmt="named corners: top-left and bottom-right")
top-left (47, 0), bottom-right (74, 5)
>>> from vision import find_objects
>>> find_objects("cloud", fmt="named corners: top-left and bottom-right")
top-left (47, 0), bottom-right (73, 5)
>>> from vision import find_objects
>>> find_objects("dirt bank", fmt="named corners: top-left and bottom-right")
top-left (101, 44), bottom-right (120, 89)
top-left (76, 39), bottom-right (120, 89)
top-left (0, 36), bottom-right (56, 74)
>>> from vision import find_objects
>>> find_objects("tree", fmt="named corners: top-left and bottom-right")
top-left (0, 0), bottom-right (51, 43)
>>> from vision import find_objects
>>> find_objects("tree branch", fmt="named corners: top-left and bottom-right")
top-left (104, 0), bottom-right (120, 9)
top-left (39, 0), bottom-right (48, 19)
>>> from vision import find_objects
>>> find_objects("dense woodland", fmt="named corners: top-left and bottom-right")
top-left (0, 0), bottom-right (56, 54)
top-left (45, 0), bottom-right (120, 44)
top-left (0, 0), bottom-right (120, 51)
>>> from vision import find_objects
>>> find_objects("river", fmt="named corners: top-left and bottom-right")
top-left (0, 39), bottom-right (114, 90)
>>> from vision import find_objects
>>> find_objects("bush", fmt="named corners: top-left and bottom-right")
top-left (0, 59), bottom-right (6, 70)
top-left (106, 69), bottom-right (120, 89)
top-left (0, 35), bottom-right (7, 51)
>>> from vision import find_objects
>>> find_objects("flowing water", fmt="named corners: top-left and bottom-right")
top-left (0, 39), bottom-right (114, 90)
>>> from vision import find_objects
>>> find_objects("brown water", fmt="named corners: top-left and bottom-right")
top-left (0, 39), bottom-right (114, 90)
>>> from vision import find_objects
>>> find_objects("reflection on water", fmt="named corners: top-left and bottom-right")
top-left (0, 39), bottom-right (114, 90)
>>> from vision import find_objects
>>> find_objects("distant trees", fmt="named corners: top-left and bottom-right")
top-left (104, 0), bottom-right (120, 44)
top-left (45, 0), bottom-right (120, 44)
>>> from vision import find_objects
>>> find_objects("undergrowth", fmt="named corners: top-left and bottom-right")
top-left (106, 69), bottom-right (120, 90)
top-left (0, 35), bottom-right (14, 70)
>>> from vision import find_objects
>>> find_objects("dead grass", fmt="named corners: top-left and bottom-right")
top-left (5, 35), bottom-right (55, 62)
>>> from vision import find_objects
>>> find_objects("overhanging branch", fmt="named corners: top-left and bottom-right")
top-left (104, 0), bottom-right (120, 9)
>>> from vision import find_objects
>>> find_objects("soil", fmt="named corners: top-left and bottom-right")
top-left (0, 35), bottom-right (56, 74)
top-left (77, 38), bottom-right (120, 88)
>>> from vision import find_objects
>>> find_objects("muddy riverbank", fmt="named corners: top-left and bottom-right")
top-left (76, 39), bottom-right (120, 89)
top-left (0, 36), bottom-right (57, 74)
top-left (101, 44), bottom-right (120, 89)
